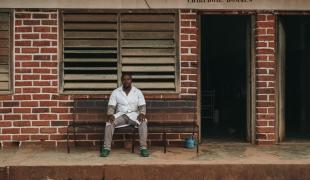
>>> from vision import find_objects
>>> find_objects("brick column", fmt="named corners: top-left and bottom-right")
top-left (0, 10), bottom-right (59, 147)
top-left (180, 10), bottom-right (198, 100)
top-left (255, 13), bottom-right (276, 145)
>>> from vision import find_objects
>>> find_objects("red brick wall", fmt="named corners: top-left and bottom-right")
top-left (0, 9), bottom-right (279, 147)
top-left (0, 9), bottom-right (199, 147)
top-left (255, 13), bottom-right (276, 145)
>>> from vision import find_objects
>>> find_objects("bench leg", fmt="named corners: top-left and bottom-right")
top-left (131, 130), bottom-right (135, 153)
top-left (73, 127), bottom-right (77, 147)
top-left (163, 132), bottom-right (167, 153)
top-left (67, 126), bottom-right (70, 153)
top-left (99, 131), bottom-right (103, 153)
top-left (196, 133), bottom-right (199, 154)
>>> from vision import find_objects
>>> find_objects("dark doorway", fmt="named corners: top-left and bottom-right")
top-left (279, 16), bottom-right (310, 141)
top-left (201, 15), bottom-right (251, 141)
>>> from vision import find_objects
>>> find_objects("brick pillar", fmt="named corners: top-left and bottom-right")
top-left (180, 10), bottom-right (198, 100)
top-left (3, 10), bottom-right (59, 146)
top-left (255, 13), bottom-right (276, 145)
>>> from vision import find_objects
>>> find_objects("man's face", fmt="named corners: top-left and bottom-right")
top-left (121, 75), bottom-right (132, 89)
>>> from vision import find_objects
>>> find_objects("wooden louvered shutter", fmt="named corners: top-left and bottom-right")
top-left (62, 12), bottom-right (118, 93)
top-left (0, 11), bottom-right (11, 93)
top-left (120, 12), bottom-right (178, 91)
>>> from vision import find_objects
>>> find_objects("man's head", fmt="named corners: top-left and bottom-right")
top-left (121, 72), bottom-right (132, 89)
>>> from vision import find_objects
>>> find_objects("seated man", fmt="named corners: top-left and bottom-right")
top-left (101, 72), bottom-right (149, 157)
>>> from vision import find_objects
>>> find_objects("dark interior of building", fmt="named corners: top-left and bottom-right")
top-left (201, 15), bottom-right (249, 141)
top-left (281, 16), bottom-right (310, 139)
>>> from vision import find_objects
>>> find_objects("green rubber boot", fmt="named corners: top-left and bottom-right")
top-left (100, 148), bottom-right (110, 157)
top-left (140, 148), bottom-right (149, 157)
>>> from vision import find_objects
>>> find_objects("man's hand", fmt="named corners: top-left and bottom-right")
top-left (107, 115), bottom-right (115, 123)
top-left (137, 113), bottom-right (146, 122)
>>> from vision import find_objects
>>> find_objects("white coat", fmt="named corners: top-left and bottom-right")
top-left (106, 86), bottom-right (146, 127)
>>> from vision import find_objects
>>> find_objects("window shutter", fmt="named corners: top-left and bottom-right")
top-left (120, 12), bottom-right (178, 91)
top-left (62, 12), bottom-right (118, 92)
top-left (0, 12), bottom-right (10, 92)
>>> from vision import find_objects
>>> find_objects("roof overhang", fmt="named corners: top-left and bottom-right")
top-left (0, 0), bottom-right (310, 11)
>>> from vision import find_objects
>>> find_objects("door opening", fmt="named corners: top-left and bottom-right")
top-left (278, 15), bottom-right (310, 141)
top-left (200, 15), bottom-right (253, 142)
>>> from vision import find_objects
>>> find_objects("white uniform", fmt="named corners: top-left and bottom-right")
top-left (107, 86), bottom-right (146, 127)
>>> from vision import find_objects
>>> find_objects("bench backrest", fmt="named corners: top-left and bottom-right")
top-left (72, 98), bottom-right (197, 125)
top-left (146, 100), bottom-right (197, 125)
top-left (73, 98), bottom-right (108, 125)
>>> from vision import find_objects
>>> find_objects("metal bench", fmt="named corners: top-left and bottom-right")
top-left (66, 98), bottom-right (136, 153)
top-left (67, 98), bottom-right (199, 154)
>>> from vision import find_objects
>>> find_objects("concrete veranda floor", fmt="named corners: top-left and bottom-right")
top-left (2, 142), bottom-right (310, 179)
top-left (1, 142), bottom-right (310, 166)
